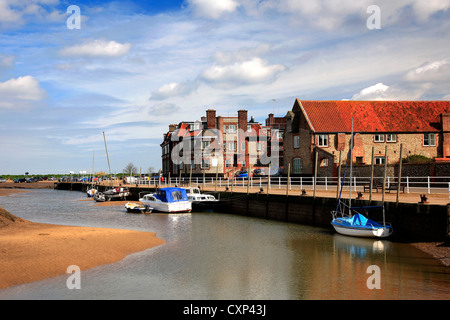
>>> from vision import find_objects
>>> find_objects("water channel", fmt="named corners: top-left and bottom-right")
top-left (0, 189), bottom-right (448, 300)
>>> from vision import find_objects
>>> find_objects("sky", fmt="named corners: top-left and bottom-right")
top-left (0, 0), bottom-right (450, 175)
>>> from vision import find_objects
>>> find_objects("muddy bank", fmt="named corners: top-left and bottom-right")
top-left (0, 204), bottom-right (164, 289)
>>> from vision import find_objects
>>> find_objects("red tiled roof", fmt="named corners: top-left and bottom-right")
top-left (298, 100), bottom-right (450, 133)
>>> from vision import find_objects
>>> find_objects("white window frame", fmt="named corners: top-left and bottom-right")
top-left (228, 141), bottom-right (237, 151)
top-left (423, 133), bottom-right (436, 146)
top-left (201, 140), bottom-right (210, 150)
top-left (374, 134), bottom-right (384, 143)
top-left (318, 134), bottom-right (329, 147)
top-left (201, 159), bottom-right (210, 169)
top-left (374, 156), bottom-right (386, 165)
top-left (386, 134), bottom-right (397, 142)
top-left (226, 125), bottom-right (237, 133)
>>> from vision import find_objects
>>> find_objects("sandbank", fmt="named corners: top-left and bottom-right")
top-left (0, 201), bottom-right (164, 289)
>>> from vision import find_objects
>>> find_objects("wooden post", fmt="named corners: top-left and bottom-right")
top-left (286, 163), bottom-right (291, 197)
top-left (336, 151), bottom-right (342, 199)
top-left (247, 164), bottom-right (251, 195)
top-left (313, 150), bottom-right (318, 199)
top-left (215, 161), bottom-right (219, 193)
top-left (396, 144), bottom-right (403, 206)
top-left (369, 146), bottom-right (375, 202)
top-left (189, 164), bottom-right (192, 187)
top-left (382, 146), bottom-right (388, 204)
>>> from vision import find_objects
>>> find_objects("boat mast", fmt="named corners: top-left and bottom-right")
top-left (349, 118), bottom-right (353, 214)
top-left (103, 131), bottom-right (112, 186)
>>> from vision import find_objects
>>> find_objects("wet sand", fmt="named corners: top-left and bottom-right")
top-left (0, 189), bottom-right (164, 290)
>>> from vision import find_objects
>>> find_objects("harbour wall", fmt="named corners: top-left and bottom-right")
top-left (55, 182), bottom-right (450, 241)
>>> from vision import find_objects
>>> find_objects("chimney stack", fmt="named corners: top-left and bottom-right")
top-left (206, 109), bottom-right (216, 129)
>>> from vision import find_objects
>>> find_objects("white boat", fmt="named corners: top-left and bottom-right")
top-left (331, 118), bottom-right (393, 238)
top-left (139, 187), bottom-right (192, 213)
top-left (331, 209), bottom-right (393, 238)
top-left (87, 188), bottom-right (98, 197)
top-left (124, 202), bottom-right (152, 214)
top-left (185, 187), bottom-right (218, 211)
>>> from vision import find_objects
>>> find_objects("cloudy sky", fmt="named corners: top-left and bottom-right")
top-left (0, 0), bottom-right (450, 175)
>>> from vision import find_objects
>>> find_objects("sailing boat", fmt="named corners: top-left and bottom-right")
top-left (330, 119), bottom-right (393, 238)
top-left (87, 151), bottom-right (98, 197)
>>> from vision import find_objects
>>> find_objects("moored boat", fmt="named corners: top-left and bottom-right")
top-left (186, 187), bottom-right (218, 211)
top-left (331, 118), bottom-right (393, 239)
top-left (139, 187), bottom-right (192, 213)
top-left (124, 202), bottom-right (153, 214)
top-left (93, 186), bottom-right (130, 202)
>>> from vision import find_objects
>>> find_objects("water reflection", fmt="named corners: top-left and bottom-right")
top-left (0, 189), bottom-right (449, 300)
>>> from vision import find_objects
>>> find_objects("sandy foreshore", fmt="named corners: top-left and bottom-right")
top-left (0, 189), bottom-right (164, 290)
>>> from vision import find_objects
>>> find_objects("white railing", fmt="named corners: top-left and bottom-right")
top-left (122, 175), bottom-right (450, 196)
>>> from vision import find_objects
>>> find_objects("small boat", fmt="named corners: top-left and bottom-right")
top-left (186, 187), bottom-right (218, 211)
top-left (331, 118), bottom-right (393, 238)
top-left (124, 202), bottom-right (152, 214)
top-left (93, 187), bottom-right (131, 202)
top-left (87, 188), bottom-right (98, 197)
top-left (331, 207), bottom-right (393, 238)
top-left (139, 187), bottom-right (192, 213)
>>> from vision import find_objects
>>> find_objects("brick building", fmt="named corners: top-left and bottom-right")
top-left (161, 109), bottom-right (286, 178)
top-left (284, 99), bottom-right (450, 177)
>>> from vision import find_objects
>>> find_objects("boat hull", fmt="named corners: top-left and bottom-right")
top-left (140, 200), bottom-right (192, 213)
top-left (331, 220), bottom-right (393, 238)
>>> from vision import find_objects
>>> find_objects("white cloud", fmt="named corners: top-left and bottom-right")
top-left (59, 39), bottom-right (131, 58)
top-left (151, 82), bottom-right (197, 100)
top-left (0, 76), bottom-right (46, 108)
top-left (188, 0), bottom-right (239, 19)
top-left (351, 59), bottom-right (450, 100)
top-left (201, 57), bottom-right (285, 88)
top-left (405, 59), bottom-right (450, 82)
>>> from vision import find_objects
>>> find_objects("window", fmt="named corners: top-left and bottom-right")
top-left (201, 159), bottom-right (210, 169)
top-left (189, 123), bottom-right (200, 131)
top-left (374, 134), bottom-right (384, 142)
top-left (424, 133), bottom-right (436, 146)
top-left (201, 140), bottom-right (210, 149)
top-left (386, 134), bottom-right (397, 142)
top-left (247, 125), bottom-right (252, 132)
top-left (227, 125), bottom-right (236, 133)
top-left (228, 141), bottom-right (237, 151)
top-left (320, 158), bottom-right (328, 167)
top-left (241, 142), bottom-right (246, 151)
top-left (257, 142), bottom-right (262, 151)
top-left (374, 156), bottom-right (386, 165)
top-left (294, 136), bottom-right (300, 148)
top-left (355, 157), bottom-right (364, 164)
top-left (293, 158), bottom-right (302, 174)
top-left (318, 134), bottom-right (328, 147)
top-left (225, 159), bottom-right (232, 167)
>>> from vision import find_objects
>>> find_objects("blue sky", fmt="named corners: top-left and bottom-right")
top-left (0, 0), bottom-right (450, 175)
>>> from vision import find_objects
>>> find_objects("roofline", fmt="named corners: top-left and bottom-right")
top-left (296, 99), bottom-right (315, 132)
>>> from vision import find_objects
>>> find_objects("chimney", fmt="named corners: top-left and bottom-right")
top-left (206, 109), bottom-right (216, 129)
top-left (266, 113), bottom-right (274, 127)
top-left (169, 124), bottom-right (177, 132)
top-left (238, 110), bottom-right (248, 133)
top-left (441, 113), bottom-right (450, 157)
